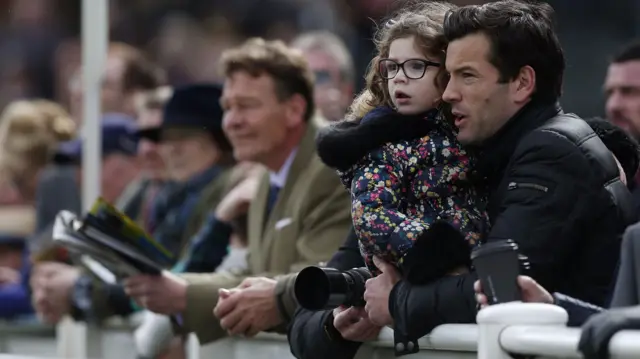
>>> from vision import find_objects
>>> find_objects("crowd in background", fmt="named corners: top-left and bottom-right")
top-left (1, 0), bottom-right (640, 116)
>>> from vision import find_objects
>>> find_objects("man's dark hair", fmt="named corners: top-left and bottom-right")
top-left (443, 0), bottom-right (565, 102)
top-left (585, 117), bottom-right (640, 187)
top-left (109, 42), bottom-right (167, 93)
top-left (612, 40), bottom-right (640, 64)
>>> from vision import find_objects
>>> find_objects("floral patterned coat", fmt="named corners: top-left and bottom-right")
top-left (316, 107), bottom-right (489, 280)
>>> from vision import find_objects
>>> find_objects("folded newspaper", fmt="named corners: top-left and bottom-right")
top-left (51, 197), bottom-right (175, 282)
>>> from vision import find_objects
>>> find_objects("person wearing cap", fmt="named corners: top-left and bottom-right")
top-left (30, 114), bottom-right (142, 324)
top-left (123, 38), bottom-right (351, 346)
top-left (55, 113), bottom-right (142, 204)
top-left (137, 83), bottom-right (236, 258)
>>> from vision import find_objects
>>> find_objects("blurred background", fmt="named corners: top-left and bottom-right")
top-left (0, 0), bottom-right (638, 118)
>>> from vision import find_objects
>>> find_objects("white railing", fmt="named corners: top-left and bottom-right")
top-left (3, 303), bottom-right (640, 359)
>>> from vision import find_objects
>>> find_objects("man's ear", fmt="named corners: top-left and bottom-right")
top-left (512, 65), bottom-right (536, 104)
top-left (285, 94), bottom-right (307, 127)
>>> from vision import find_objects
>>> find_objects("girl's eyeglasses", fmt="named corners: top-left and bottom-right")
top-left (379, 58), bottom-right (441, 80)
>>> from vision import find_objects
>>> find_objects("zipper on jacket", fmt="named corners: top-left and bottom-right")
top-left (507, 182), bottom-right (549, 193)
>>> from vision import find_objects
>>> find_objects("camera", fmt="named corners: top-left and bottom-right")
top-left (294, 266), bottom-right (372, 311)
top-left (294, 221), bottom-right (477, 311)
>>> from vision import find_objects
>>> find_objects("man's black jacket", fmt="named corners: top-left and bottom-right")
top-left (288, 228), bottom-right (366, 359)
top-left (389, 101), bottom-right (632, 349)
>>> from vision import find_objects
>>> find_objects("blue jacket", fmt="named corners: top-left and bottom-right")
top-left (0, 250), bottom-right (33, 319)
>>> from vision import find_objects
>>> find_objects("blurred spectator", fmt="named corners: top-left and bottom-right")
top-left (57, 114), bottom-right (141, 204)
top-left (0, 99), bottom-right (76, 204)
top-left (66, 42), bottom-right (166, 124)
top-left (30, 116), bottom-right (142, 325)
top-left (152, 14), bottom-right (242, 85)
top-left (135, 163), bottom-right (261, 359)
top-left (0, 205), bottom-right (36, 320)
top-left (33, 87), bottom-right (172, 329)
top-left (605, 41), bottom-right (640, 146)
top-left (604, 40), bottom-right (640, 209)
top-left (35, 42), bottom-right (165, 240)
top-left (123, 38), bottom-right (351, 345)
top-left (291, 31), bottom-right (355, 123)
top-left (0, 173), bottom-right (24, 206)
top-left (142, 83), bottom-right (235, 255)
top-left (117, 86), bottom-right (173, 230)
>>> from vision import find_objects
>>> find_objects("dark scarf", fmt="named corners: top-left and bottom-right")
top-left (473, 100), bottom-right (562, 185)
top-left (316, 106), bottom-right (450, 171)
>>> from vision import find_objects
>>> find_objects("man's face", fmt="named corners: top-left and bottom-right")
top-left (136, 109), bottom-right (166, 180)
top-left (221, 72), bottom-right (302, 167)
top-left (68, 55), bottom-right (128, 123)
top-left (604, 61), bottom-right (640, 139)
top-left (101, 55), bottom-right (128, 113)
top-left (303, 50), bottom-right (352, 122)
top-left (159, 130), bottom-right (217, 182)
top-left (443, 33), bottom-right (520, 145)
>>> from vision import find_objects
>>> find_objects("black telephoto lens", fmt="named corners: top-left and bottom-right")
top-left (294, 266), bottom-right (372, 311)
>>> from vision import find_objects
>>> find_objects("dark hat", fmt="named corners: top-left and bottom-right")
top-left (147, 83), bottom-right (231, 152)
top-left (57, 113), bottom-right (139, 162)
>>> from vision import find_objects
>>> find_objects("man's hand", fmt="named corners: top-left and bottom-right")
top-left (579, 306), bottom-right (640, 359)
top-left (124, 271), bottom-right (188, 315)
top-left (215, 175), bottom-right (260, 223)
top-left (363, 256), bottom-right (401, 326)
top-left (213, 277), bottom-right (282, 337)
top-left (0, 267), bottom-right (20, 285)
top-left (333, 306), bottom-right (382, 342)
top-left (30, 262), bottom-right (80, 324)
top-left (474, 275), bottom-right (553, 309)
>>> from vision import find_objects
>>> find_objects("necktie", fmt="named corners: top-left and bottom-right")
top-left (142, 183), bottom-right (162, 233)
top-left (266, 184), bottom-right (280, 219)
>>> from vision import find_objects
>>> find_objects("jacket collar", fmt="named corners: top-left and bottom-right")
top-left (316, 107), bottom-right (445, 171)
top-left (475, 100), bottom-right (562, 182)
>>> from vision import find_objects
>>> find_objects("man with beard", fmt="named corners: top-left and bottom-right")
top-left (605, 40), bottom-right (640, 207)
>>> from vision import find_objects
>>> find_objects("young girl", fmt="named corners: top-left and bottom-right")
top-left (316, 3), bottom-right (489, 283)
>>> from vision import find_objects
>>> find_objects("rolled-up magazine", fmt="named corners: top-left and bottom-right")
top-left (51, 197), bottom-right (175, 282)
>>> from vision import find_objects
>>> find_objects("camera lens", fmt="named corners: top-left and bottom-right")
top-left (294, 266), bottom-right (372, 311)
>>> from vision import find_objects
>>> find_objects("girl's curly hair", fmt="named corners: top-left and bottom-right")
top-left (347, 1), bottom-right (456, 121)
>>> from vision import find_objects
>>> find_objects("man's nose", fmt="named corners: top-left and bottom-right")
top-left (442, 80), bottom-right (460, 103)
top-left (222, 112), bottom-right (244, 133)
top-left (605, 92), bottom-right (625, 116)
top-left (137, 140), bottom-right (157, 157)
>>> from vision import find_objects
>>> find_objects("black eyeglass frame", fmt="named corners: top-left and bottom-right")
top-left (378, 58), bottom-right (441, 80)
